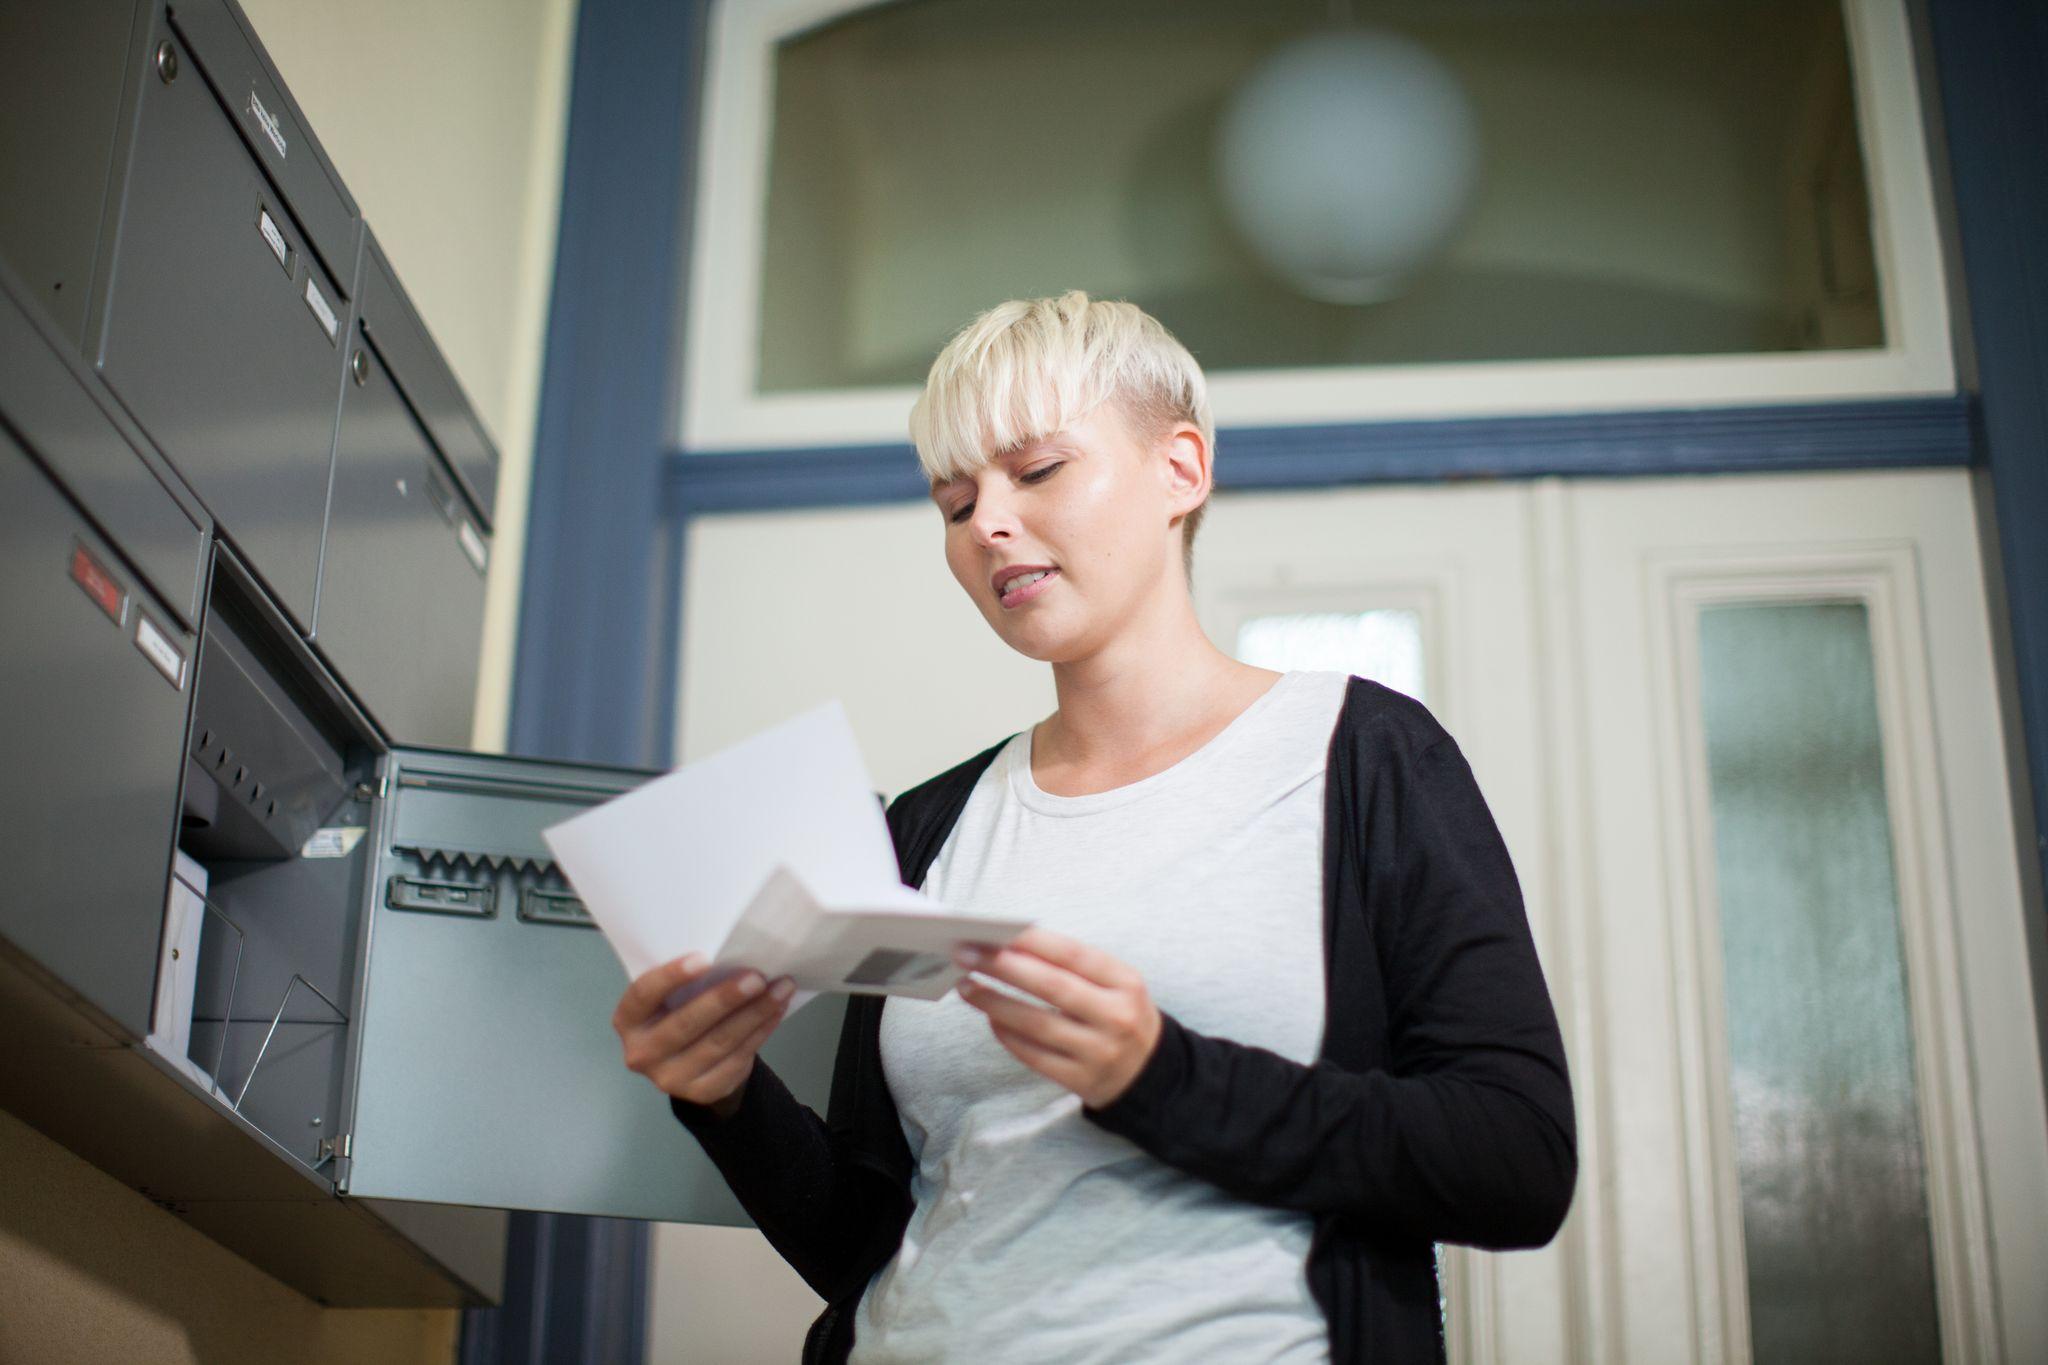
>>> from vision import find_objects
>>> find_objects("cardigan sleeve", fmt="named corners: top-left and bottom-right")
top-left (670, 1056), bottom-right (908, 1302)
top-left (1081, 723), bottom-right (1577, 1251)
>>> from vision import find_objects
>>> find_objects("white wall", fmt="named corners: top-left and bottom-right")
top-left (238, 0), bottom-right (580, 753)
top-left (677, 502), bottom-right (1054, 787)
top-left (652, 500), bottom-right (1053, 1362)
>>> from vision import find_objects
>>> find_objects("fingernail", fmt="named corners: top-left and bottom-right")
top-left (681, 953), bottom-right (706, 973)
top-left (769, 978), bottom-right (795, 1002)
top-left (738, 973), bottom-right (765, 997)
top-left (954, 946), bottom-right (983, 968)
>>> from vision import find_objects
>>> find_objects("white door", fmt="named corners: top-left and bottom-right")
top-left (1196, 467), bottom-right (2048, 1365)
top-left (660, 468), bottom-right (2048, 1365)
top-left (1560, 469), bottom-right (2048, 1365)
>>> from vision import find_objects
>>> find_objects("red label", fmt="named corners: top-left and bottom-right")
top-left (69, 542), bottom-right (126, 624)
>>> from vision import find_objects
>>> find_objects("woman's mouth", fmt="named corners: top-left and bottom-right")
top-left (998, 567), bottom-right (1058, 609)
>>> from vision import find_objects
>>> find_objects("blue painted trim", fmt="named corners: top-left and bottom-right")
top-left (508, 0), bottom-right (708, 770)
top-left (665, 396), bottom-right (1974, 516)
top-left (1924, 2), bottom-right (2048, 915)
top-left (484, 0), bottom-right (713, 1361)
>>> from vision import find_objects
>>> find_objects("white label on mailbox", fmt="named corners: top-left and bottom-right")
top-left (257, 207), bottom-right (289, 273)
top-left (302, 826), bottom-right (367, 859)
top-left (457, 519), bottom-right (489, 573)
top-left (134, 614), bottom-right (186, 689)
top-left (247, 88), bottom-right (288, 158)
top-left (304, 277), bottom-right (338, 342)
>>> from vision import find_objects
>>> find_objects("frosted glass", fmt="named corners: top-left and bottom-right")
top-left (1696, 601), bottom-right (1939, 1364)
top-left (1235, 609), bottom-right (1425, 702)
top-left (759, 0), bottom-right (1877, 392)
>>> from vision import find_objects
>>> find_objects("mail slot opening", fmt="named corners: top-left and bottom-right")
top-left (155, 553), bottom-right (378, 1177)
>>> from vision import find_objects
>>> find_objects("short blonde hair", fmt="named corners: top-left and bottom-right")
top-left (910, 291), bottom-right (1214, 570)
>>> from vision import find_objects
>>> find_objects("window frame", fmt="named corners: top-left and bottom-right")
top-left (679, 0), bottom-right (1956, 453)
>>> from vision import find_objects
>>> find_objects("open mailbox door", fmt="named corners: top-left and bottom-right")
top-left (339, 746), bottom-right (847, 1222)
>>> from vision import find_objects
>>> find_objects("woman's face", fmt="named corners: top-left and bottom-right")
top-left (930, 406), bottom-right (1199, 663)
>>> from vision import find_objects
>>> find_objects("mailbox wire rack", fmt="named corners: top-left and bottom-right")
top-left (172, 868), bottom-right (351, 1168)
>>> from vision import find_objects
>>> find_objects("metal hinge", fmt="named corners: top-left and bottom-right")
top-left (317, 1132), bottom-right (352, 1164)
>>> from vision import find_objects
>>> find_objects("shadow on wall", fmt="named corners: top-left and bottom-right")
top-left (0, 1108), bottom-right (457, 1365)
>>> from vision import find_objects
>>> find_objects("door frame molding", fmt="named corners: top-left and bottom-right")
top-left (1652, 547), bottom-right (2000, 1363)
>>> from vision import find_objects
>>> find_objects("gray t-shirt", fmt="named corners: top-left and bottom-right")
top-left (849, 669), bottom-right (1352, 1364)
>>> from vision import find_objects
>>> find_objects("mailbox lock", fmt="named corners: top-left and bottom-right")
top-left (155, 41), bottom-right (178, 84)
top-left (350, 349), bottom-right (368, 386)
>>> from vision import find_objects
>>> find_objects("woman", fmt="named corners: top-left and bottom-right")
top-left (613, 292), bottom-right (1575, 1364)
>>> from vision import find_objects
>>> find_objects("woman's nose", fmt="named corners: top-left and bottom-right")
top-left (968, 492), bottom-right (1017, 546)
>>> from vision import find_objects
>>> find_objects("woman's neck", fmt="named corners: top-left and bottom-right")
top-left (1034, 591), bottom-right (1278, 788)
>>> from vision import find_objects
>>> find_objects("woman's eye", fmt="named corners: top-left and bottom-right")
top-left (945, 463), bottom-right (1057, 522)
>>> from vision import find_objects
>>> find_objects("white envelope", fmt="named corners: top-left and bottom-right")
top-left (543, 700), bottom-right (1031, 1007)
top-left (715, 865), bottom-right (1030, 1000)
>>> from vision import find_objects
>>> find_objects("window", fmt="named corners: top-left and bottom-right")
top-left (684, 0), bottom-right (1949, 449)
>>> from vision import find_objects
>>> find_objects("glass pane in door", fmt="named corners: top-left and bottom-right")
top-left (1695, 600), bottom-right (1939, 1364)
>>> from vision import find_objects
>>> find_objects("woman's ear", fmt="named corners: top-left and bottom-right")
top-left (1159, 422), bottom-right (1211, 521)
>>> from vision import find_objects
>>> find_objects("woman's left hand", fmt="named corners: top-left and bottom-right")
top-left (954, 927), bottom-right (1163, 1108)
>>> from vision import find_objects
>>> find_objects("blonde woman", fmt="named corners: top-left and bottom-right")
top-left (614, 292), bottom-right (1575, 1364)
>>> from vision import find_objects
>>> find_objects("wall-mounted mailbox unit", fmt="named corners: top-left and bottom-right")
top-left (0, 0), bottom-right (852, 1311)
top-left (1, 359), bottom-right (848, 1299)
top-left (127, 543), bottom-right (847, 1301)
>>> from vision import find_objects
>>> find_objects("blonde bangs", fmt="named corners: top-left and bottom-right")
top-left (910, 291), bottom-right (1211, 486)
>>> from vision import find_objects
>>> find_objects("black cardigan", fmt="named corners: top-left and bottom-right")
top-left (673, 677), bottom-right (1576, 1364)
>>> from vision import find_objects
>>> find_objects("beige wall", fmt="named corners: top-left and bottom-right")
top-left (0, 1108), bottom-right (458, 1365)
top-left (0, 4), bottom-right (576, 1360)
top-left (241, 0), bottom-right (580, 754)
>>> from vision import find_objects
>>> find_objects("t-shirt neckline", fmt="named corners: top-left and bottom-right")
top-left (1009, 671), bottom-right (1300, 816)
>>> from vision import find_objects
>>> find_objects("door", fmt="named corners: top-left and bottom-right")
top-left (315, 321), bottom-right (488, 749)
top-left (1565, 469), bottom-right (2048, 1365)
top-left (666, 468), bottom-right (2048, 1362)
top-left (1197, 468), bottom-right (2048, 1364)
top-left (97, 12), bottom-right (353, 632)
top-left (340, 745), bottom-right (847, 1221)
top-left (0, 429), bottom-right (196, 1043)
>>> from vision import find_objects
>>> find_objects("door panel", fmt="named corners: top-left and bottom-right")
top-left (98, 18), bottom-right (351, 631)
top-left (0, 430), bottom-right (194, 1042)
top-left (1569, 469), bottom-right (2046, 1364)
top-left (343, 747), bottom-right (846, 1222)
top-left (1691, 599), bottom-right (1939, 1363)
top-left (316, 327), bottom-right (486, 748)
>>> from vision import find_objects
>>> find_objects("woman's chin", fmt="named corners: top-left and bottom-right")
top-left (1000, 633), bottom-right (1066, 664)
top-left (996, 623), bottom-right (1101, 665)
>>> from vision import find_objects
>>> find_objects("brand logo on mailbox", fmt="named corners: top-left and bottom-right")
top-left (247, 88), bottom-right (287, 159)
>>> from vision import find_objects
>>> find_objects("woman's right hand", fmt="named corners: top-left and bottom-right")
top-left (614, 954), bottom-right (795, 1119)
